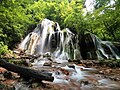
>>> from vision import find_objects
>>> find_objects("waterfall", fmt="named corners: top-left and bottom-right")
top-left (90, 34), bottom-right (120, 59)
top-left (18, 19), bottom-right (120, 60)
top-left (18, 19), bottom-right (82, 62)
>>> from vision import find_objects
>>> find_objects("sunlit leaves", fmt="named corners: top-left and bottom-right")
top-left (0, 41), bottom-right (9, 55)
top-left (0, 0), bottom-right (120, 51)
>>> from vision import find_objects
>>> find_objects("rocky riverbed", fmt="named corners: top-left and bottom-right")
top-left (0, 59), bottom-right (120, 90)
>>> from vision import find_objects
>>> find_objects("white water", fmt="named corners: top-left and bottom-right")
top-left (18, 19), bottom-right (82, 63)
top-left (18, 19), bottom-right (120, 61)
top-left (15, 19), bottom-right (120, 90)
top-left (90, 34), bottom-right (120, 59)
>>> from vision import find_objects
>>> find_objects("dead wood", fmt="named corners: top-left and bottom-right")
top-left (0, 59), bottom-right (54, 82)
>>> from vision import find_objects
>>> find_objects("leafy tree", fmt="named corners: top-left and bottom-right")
top-left (0, 0), bottom-right (120, 53)
top-left (84, 0), bottom-right (120, 41)
top-left (0, 41), bottom-right (9, 56)
top-left (0, 0), bottom-right (34, 48)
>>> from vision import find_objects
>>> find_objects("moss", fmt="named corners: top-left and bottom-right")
top-left (8, 59), bottom-right (26, 66)
top-left (99, 59), bottom-right (120, 68)
top-left (0, 84), bottom-right (6, 89)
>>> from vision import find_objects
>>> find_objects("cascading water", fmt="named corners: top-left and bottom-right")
top-left (14, 19), bottom-right (120, 90)
top-left (18, 19), bottom-right (82, 62)
top-left (18, 19), bottom-right (120, 60)
top-left (90, 34), bottom-right (120, 59)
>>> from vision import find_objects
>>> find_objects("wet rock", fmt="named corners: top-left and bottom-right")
top-left (60, 68), bottom-right (69, 75)
top-left (99, 69), bottom-right (112, 75)
top-left (105, 69), bottom-right (112, 74)
top-left (77, 64), bottom-right (86, 67)
top-left (4, 53), bottom-right (14, 58)
top-left (67, 65), bottom-right (75, 70)
top-left (109, 77), bottom-right (120, 81)
top-left (3, 71), bottom-right (12, 79)
top-left (85, 61), bottom-right (94, 67)
top-left (80, 80), bottom-right (89, 85)
top-left (31, 82), bottom-right (40, 88)
top-left (99, 70), bottom-right (104, 74)
top-left (43, 52), bottom-right (51, 57)
top-left (113, 78), bottom-right (119, 81)
top-left (44, 62), bottom-right (52, 66)
top-left (48, 57), bottom-right (53, 61)
top-left (0, 67), bottom-right (7, 73)
top-left (0, 74), bottom-right (5, 81)
top-left (15, 83), bottom-right (29, 90)
top-left (24, 59), bottom-right (32, 67)
top-left (4, 80), bottom-right (16, 85)
top-left (116, 78), bottom-right (120, 81)
top-left (11, 72), bottom-right (20, 79)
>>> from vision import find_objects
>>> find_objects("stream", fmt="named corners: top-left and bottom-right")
top-left (11, 57), bottom-right (120, 90)
top-left (8, 18), bottom-right (120, 90)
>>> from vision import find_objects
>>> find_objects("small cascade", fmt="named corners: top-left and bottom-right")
top-left (90, 34), bottom-right (120, 59)
top-left (18, 19), bottom-right (82, 62)
top-left (74, 35), bottom-right (82, 60)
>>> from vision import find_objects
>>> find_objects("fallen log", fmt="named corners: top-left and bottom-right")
top-left (0, 59), bottom-right (54, 82)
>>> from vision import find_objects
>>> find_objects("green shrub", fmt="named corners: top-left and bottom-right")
top-left (0, 41), bottom-right (9, 55)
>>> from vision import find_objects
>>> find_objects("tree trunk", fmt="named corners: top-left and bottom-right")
top-left (0, 59), bottom-right (54, 82)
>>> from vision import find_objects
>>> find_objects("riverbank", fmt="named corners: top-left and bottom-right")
top-left (0, 59), bottom-right (120, 90)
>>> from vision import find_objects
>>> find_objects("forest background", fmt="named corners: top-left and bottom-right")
top-left (0, 0), bottom-right (120, 56)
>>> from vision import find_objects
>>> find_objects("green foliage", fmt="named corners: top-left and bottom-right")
top-left (99, 59), bottom-right (120, 67)
top-left (0, 0), bottom-right (34, 48)
top-left (0, 0), bottom-right (120, 52)
top-left (83, 0), bottom-right (120, 41)
top-left (0, 42), bottom-right (9, 55)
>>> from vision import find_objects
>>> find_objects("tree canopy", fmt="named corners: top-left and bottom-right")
top-left (0, 0), bottom-right (120, 55)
